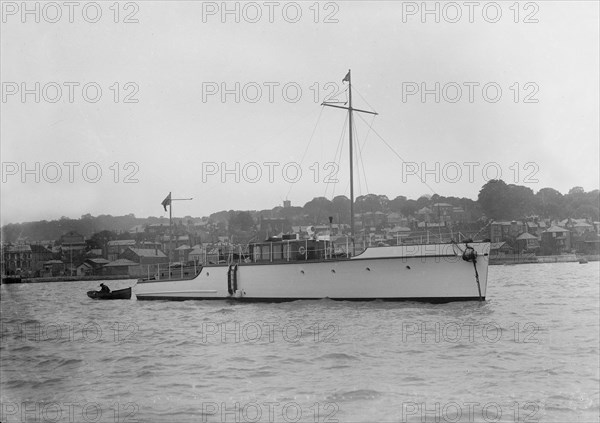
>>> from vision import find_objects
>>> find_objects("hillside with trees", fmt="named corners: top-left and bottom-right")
top-left (477, 181), bottom-right (599, 221)
top-left (2, 180), bottom-right (598, 244)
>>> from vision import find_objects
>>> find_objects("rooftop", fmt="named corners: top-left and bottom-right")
top-left (127, 248), bottom-right (167, 258)
top-left (545, 225), bottom-right (568, 233)
top-left (86, 258), bottom-right (110, 265)
top-left (107, 240), bottom-right (136, 246)
top-left (105, 259), bottom-right (138, 267)
top-left (516, 232), bottom-right (538, 240)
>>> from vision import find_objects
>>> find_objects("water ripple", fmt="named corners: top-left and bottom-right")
top-left (1, 265), bottom-right (598, 422)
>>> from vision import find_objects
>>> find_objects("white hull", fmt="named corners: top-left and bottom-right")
top-left (135, 243), bottom-right (490, 302)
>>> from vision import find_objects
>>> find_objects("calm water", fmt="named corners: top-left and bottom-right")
top-left (1, 263), bottom-right (599, 423)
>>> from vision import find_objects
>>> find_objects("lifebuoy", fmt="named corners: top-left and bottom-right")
top-left (462, 246), bottom-right (477, 263)
top-left (298, 246), bottom-right (306, 255)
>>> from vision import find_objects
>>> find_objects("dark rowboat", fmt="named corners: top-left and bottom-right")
top-left (87, 287), bottom-right (132, 300)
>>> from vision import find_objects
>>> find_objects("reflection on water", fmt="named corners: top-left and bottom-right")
top-left (1, 263), bottom-right (599, 422)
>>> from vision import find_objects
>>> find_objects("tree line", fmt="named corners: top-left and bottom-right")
top-left (2, 181), bottom-right (598, 243)
top-left (477, 181), bottom-right (599, 221)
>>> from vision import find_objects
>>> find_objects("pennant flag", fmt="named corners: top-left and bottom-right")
top-left (342, 71), bottom-right (350, 83)
top-left (161, 192), bottom-right (171, 211)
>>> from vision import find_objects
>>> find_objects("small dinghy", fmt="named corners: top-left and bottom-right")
top-left (87, 287), bottom-right (132, 300)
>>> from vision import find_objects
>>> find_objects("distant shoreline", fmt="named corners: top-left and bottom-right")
top-left (1, 275), bottom-right (136, 284)
top-left (490, 254), bottom-right (599, 265)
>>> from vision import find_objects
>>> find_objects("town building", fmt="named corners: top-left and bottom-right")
top-left (490, 221), bottom-right (528, 244)
top-left (3, 244), bottom-right (32, 275)
top-left (42, 259), bottom-right (65, 277)
top-left (107, 240), bottom-right (137, 261)
top-left (515, 232), bottom-right (540, 253)
top-left (574, 231), bottom-right (600, 255)
top-left (526, 220), bottom-right (547, 237)
top-left (120, 248), bottom-right (168, 265)
top-left (102, 259), bottom-right (138, 276)
top-left (60, 231), bottom-right (86, 254)
top-left (174, 245), bottom-right (192, 263)
top-left (431, 203), bottom-right (453, 224)
top-left (490, 242), bottom-right (514, 256)
top-left (541, 226), bottom-right (571, 255)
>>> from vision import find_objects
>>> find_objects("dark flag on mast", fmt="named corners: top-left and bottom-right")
top-left (161, 192), bottom-right (171, 211)
top-left (342, 71), bottom-right (350, 83)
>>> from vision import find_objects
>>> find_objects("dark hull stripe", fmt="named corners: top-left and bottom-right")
top-left (136, 296), bottom-right (485, 303)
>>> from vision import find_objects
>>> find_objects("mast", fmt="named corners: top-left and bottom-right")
top-left (161, 192), bottom-right (193, 263)
top-left (322, 70), bottom-right (377, 257)
top-left (169, 193), bottom-right (173, 262)
top-left (347, 70), bottom-right (356, 256)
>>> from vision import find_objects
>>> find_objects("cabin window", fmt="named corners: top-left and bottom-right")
top-left (249, 240), bottom-right (329, 262)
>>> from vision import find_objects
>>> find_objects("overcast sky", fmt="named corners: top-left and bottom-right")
top-left (1, 1), bottom-right (598, 224)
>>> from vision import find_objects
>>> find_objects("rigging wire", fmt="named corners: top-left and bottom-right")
top-left (198, 108), bottom-right (325, 198)
top-left (471, 219), bottom-right (493, 241)
top-left (325, 112), bottom-right (348, 201)
top-left (338, 113), bottom-right (375, 199)
top-left (361, 113), bottom-right (377, 151)
top-left (354, 117), bottom-right (370, 195)
top-left (353, 119), bottom-right (363, 198)
top-left (285, 106), bottom-right (326, 201)
top-left (236, 107), bottom-right (323, 159)
top-left (355, 112), bottom-right (439, 196)
top-left (328, 84), bottom-right (378, 200)
top-left (352, 85), bottom-right (378, 115)
top-left (352, 91), bottom-right (376, 196)
top-left (316, 111), bottom-right (349, 224)
top-left (329, 84), bottom-right (349, 104)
